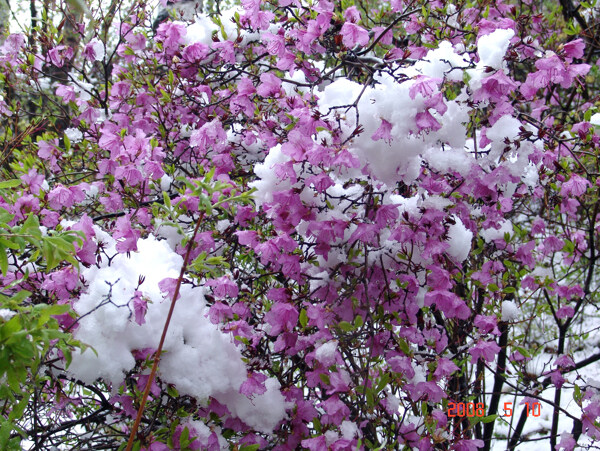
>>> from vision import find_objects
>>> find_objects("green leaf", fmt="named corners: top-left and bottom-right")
top-left (574, 384), bottom-right (582, 403)
top-left (22, 214), bottom-right (42, 240)
top-left (338, 321), bottom-right (353, 332)
top-left (0, 237), bottom-right (20, 250)
top-left (240, 445), bottom-right (260, 451)
top-left (34, 303), bottom-right (70, 326)
top-left (480, 414), bottom-right (498, 423)
top-left (353, 314), bottom-right (364, 328)
top-left (0, 246), bottom-right (7, 276)
top-left (366, 387), bottom-right (375, 407)
top-left (299, 308), bottom-right (308, 328)
top-left (179, 426), bottom-right (190, 447)
top-left (0, 180), bottom-right (21, 189)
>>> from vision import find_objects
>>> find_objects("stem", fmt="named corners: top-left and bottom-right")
top-left (482, 321), bottom-right (509, 451)
top-left (124, 212), bottom-right (204, 451)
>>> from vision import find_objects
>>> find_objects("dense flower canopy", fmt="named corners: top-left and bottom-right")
top-left (0, 0), bottom-right (600, 450)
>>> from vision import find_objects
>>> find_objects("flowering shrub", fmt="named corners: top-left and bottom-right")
top-left (1, 0), bottom-right (600, 449)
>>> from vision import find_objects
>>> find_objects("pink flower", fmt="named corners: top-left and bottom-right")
top-left (348, 223), bottom-right (379, 245)
top-left (556, 305), bottom-right (574, 319)
top-left (182, 42), bottom-right (209, 63)
top-left (208, 302), bottom-right (233, 324)
top-left (476, 71), bottom-right (518, 102)
top-left (555, 432), bottom-right (577, 451)
top-left (409, 75), bottom-right (441, 99)
top-left (234, 230), bottom-right (259, 248)
top-left (474, 315), bottom-right (500, 335)
top-left (256, 72), bottom-right (282, 97)
top-left (206, 276), bottom-right (239, 299)
top-left (1, 33), bottom-right (25, 56)
top-left (70, 214), bottom-right (97, 265)
top-left (48, 45), bottom-right (74, 67)
top-left (407, 381), bottom-right (446, 403)
top-left (415, 110), bottom-right (441, 132)
top-left (469, 340), bottom-right (501, 363)
top-left (265, 302), bottom-right (298, 335)
top-left (554, 354), bottom-right (575, 369)
top-left (340, 22), bottom-right (369, 47)
top-left (433, 358), bottom-right (459, 378)
top-left (156, 21), bottom-right (187, 52)
top-left (306, 173), bottom-right (334, 193)
top-left (301, 436), bottom-right (327, 451)
top-left (372, 118), bottom-right (393, 142)
top-left (56, 84), bottom-right (77, 103)
top-left (543, 236), bottom-right (564, 253)
top-left (48, 185), bottom-right (74, 209)
top-left (515, 240), bottom-right (536, 269)
top-left (111, 81), bottom-right (131, 98)
top-left (424, 290), bottom-right (470, 320)
top-left (344, 6), bottom-right (361, 22)
top-left (388, 355), bottom-right (416, 379)
top-left (239, 372), bottom-right (268, 396)
top-left (212, 41), bottom-right (236, 64)
top-left (190, 119), bottom-right (227, 149)
top-left (114, 165), bottom-right (143, 186)
top-left (320, 395), bottom-right (350, 425)
top-left (375, 204), bottom-right (399, 227)
top-left (563, 39), bottom-right (585, 59)
top-left (158, 278), bottom-right (180, 300)
top-left (373, 26), bottom-right (393, 45)
top-left (131, 291), bottom-right (148, 326)
top-left (236, 76), bottom-right (256, 96)
top-left (83, 38), bottom-right (105, 61)
top-left (21, 168), bottom-right (45, 195)
top-left (99, 192), bottom-right (123, 213)
top-left (561, 174), bottom-right (590, 197)
top-left (452, 439), bottom-right (484, 451)
top-left (262, 32), bottom-right (287, 57)
top-left (113, 215), bottom-right (140, 253)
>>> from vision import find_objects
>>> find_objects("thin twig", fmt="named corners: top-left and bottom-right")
top-left (124, 211), bottom-right (205, 451)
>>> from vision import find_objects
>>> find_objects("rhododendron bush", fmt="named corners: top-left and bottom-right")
top-left (1, 0), bottom-right (600, 449)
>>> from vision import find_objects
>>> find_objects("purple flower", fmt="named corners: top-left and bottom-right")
top-left (415, 110), bottom-right (441, 132)
top-left (554, 354), bottom-right (575, 369)
top-left (563, 39), bottom-right (585, 58)
top-left (344, 6), bottom-right (361, 22)
top-left (256, 72), bottom-right (282, 97)
top-left (469, 340), bottom-right (501, 363)
top-left (424, 290), bottom-right (470, 320)
top-left (131, 291), bottom-right (148, 326)
top-left (433, 358), bottom-right (459, 378)
top-left (208, 302), bottom-right (233, 324)
top-left (265, 302), bottom-right (298, 335)
top-left (340, 22), bottom-right (369, 47)
top-left (113, 215), bottom-right (141, 253)
top-left (409, 75), bottom-right (441, 99)
top-left (206, 276), bottom-right (239, 299)
top-left (372, 118), bottom-right (393, 142)
top-left (156, 21), bottom-right (186, 52)
top-left (48, 185), bottom-right (74, 209)
top-left (561, 174), bottom-right (590, 197)
top-left (320, 395), bottom-right (350, 425)
top-left (48, 45), bottom-right (74, 67)
top-left (452, 439), bottom-right (484, 451)
top-left (555, 432), bottom-right (576, 451)
top-left (240, 372), bottom-right (268, 396)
